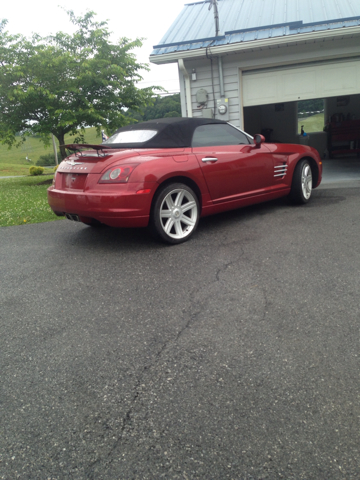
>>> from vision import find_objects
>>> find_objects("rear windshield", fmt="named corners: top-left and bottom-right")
top-left (104, 130), bottom-right (157, 144)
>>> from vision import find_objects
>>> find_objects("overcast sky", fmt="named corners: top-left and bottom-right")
top-left (2, 0), bottom-right (188, 93)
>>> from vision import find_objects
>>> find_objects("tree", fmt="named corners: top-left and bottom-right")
top-left (298, 99), bottom-right (324, 114)
top-left (125, 94), bottom-right (181, 122)
top-left (0, 11), bottom-right (159, 159)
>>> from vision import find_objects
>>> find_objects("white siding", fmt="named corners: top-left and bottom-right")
top-left (183, 59), bottom-right (242, 126)
top-left (179, 33), bottom-right (360, 125)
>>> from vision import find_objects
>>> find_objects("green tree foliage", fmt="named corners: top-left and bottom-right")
top-left (0, 12), bottom-right (159, 159)
top-left (298, 99), bottom-right (324, 114)
top-left (126, 94), bottom-right (181, 122)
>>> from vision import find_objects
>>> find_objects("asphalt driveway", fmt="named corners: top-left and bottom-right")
top-left (1, 181), bottom-right (360, 479)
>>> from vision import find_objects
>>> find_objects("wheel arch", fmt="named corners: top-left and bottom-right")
top-left (296, 156), bottom-right (320, 188)
top-left (151, 175), bottom-right (203, 212)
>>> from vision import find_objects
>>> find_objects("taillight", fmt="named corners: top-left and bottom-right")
top-left (99, 165), bottom-right (137, 184)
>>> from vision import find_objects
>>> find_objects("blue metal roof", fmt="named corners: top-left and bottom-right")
top-left (151, 0), bottom-right (360, 56)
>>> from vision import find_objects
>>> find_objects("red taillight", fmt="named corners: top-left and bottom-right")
top-left (99, 165), bottom-right (137, 184)
top-left (136, 189), bottom-right (151, 194)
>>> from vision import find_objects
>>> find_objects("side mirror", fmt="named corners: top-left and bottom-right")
top-left (254, 134), bottom-right (265, 148)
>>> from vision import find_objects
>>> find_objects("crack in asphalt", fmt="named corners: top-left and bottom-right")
top-left (87, 242), bottom-right (247, 474)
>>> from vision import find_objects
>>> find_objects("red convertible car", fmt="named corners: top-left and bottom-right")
top-left (48, 117), bottom-right (322, 244)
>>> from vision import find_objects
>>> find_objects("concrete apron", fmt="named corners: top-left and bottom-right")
top-left (320, 155), bottom-right (360, 188)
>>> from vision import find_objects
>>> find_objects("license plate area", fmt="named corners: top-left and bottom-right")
top-left (61, 173), bottom-right (87, 190)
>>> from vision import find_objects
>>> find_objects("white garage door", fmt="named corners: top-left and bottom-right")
top-left (242, 59), bottom-right (360, 107)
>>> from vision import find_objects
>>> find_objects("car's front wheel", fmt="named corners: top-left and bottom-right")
top-left (151, 183), bottom-right (200, 244)
top-left (290, 159), bottom-right (313, 204)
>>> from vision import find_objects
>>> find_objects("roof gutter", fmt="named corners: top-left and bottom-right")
top-left (178, 59), bottom-right (193, 117)
top-left (150, 25), bottom-right (360, 65)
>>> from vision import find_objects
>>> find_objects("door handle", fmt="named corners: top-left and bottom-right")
top-left (202, 157), bottom-right (218, 163)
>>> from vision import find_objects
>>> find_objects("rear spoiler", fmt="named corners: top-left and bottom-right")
top-left (63, 144), bottom-right (111, 158)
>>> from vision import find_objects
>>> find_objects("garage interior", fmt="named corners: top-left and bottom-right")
top-left (244, 94), bottom-right (360, 154)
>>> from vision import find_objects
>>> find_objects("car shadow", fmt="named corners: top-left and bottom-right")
top-left (68, 223), bottom-right (163, 251)
top-left (68, 197), bottom-right (287, 250)
top-left (64, 189), bottom-right (345, 249)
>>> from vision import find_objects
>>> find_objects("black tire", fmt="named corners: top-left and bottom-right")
top-left (290, 159), bottom-right (313, 204)
top-left (151, 183), bottom-right (200, 244)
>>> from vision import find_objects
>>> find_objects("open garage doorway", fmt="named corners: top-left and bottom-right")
top-left (244, 99), bottom-right (327, 152)
top-left (241, 57), bottom-right (360, 159)
top-left (244, 93), bottom-right (360, 158)
top-left (244, 94), bottom-right (360, 183)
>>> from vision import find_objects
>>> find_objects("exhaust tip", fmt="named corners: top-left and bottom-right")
top-left (65, 213), bottom-right (80, 222)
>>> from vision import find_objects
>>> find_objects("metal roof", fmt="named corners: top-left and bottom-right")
top-left (151, 0), bottom-right (360, 57)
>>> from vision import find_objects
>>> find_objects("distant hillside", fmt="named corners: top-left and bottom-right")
top-left (0, 127), bottom-right (102, 175)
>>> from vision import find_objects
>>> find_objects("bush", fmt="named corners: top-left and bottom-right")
top-left (29, 166), bottom-right (45, 176)
top-left (36, 152), bottom-right (60, 166)
top-left (53, 165), bottom-right (59, 173)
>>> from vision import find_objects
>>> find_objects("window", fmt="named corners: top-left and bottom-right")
top-left (297, 99), bottom-right (324, 134)
top-left (105, 130), bottom-right (157, 144)
top-left (192, 124), bottom-right (251, 148)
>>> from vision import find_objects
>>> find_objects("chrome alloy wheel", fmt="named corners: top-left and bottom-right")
top-left (159, 188), bottom-right (198, 240)
top-left (301, 163), bottom-right (312, 200)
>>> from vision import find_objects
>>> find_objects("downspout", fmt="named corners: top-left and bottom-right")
top-left (178, 59), bottom-right (193, 118)
top-left (218, 55), bottom-right (225, 98)
top-left (210, 1), bottom-right (225, 103)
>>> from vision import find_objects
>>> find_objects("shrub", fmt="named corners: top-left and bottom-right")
top-left (53, 165), bottom-right (59, 173)
top-left (36, 152), bottom-right (60, 166)
top-left (29, 166), bottom-right (45, 176)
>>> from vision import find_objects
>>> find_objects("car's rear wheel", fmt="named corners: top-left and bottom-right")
top-left (151, 183), bottom-right (200, 244)
top-left (290, 159), bottom-right (313, 204)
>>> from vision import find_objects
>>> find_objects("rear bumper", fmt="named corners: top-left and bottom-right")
top-left (47, 182), bottom-right (156, 228)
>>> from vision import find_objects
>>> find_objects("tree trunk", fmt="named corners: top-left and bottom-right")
top-left (56, 133), bottom-right (67, 160)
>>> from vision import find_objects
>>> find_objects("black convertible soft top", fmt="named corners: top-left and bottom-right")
top-left (103, 117), bottom-right (228, 149)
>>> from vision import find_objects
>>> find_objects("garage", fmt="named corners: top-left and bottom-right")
top-left (242, 59), bottom-right (360, 159)
top-left (151, 0), bottom-right (360, 177)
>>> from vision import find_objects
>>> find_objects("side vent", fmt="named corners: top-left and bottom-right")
top-left (274, 163), bottom-right (288, 178)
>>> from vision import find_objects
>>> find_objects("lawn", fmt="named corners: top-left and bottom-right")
top-left (0, 127), bottom-right (101, 176)
top-left (298, 113), bottom-right (325, 134)
top-left (0, 175), bottom-right (63, 227)
top-left (0, 127), bottom-right (101, 227)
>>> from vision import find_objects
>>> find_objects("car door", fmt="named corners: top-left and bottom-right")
top-left (192, 123), bottom-right (273, 202)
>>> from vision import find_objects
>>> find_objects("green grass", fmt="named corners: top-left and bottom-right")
top-left (298, 113), bottom-right (325, 134)
top-left (0, 175), bottom-right (63, 227)
top-left (0, 127), bottom-right (101, 176)
top-left (0, 127), bottom-right (102, 227)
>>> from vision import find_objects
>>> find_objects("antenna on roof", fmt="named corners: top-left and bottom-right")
top-left (208, 0), bottom-right (220, 37)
